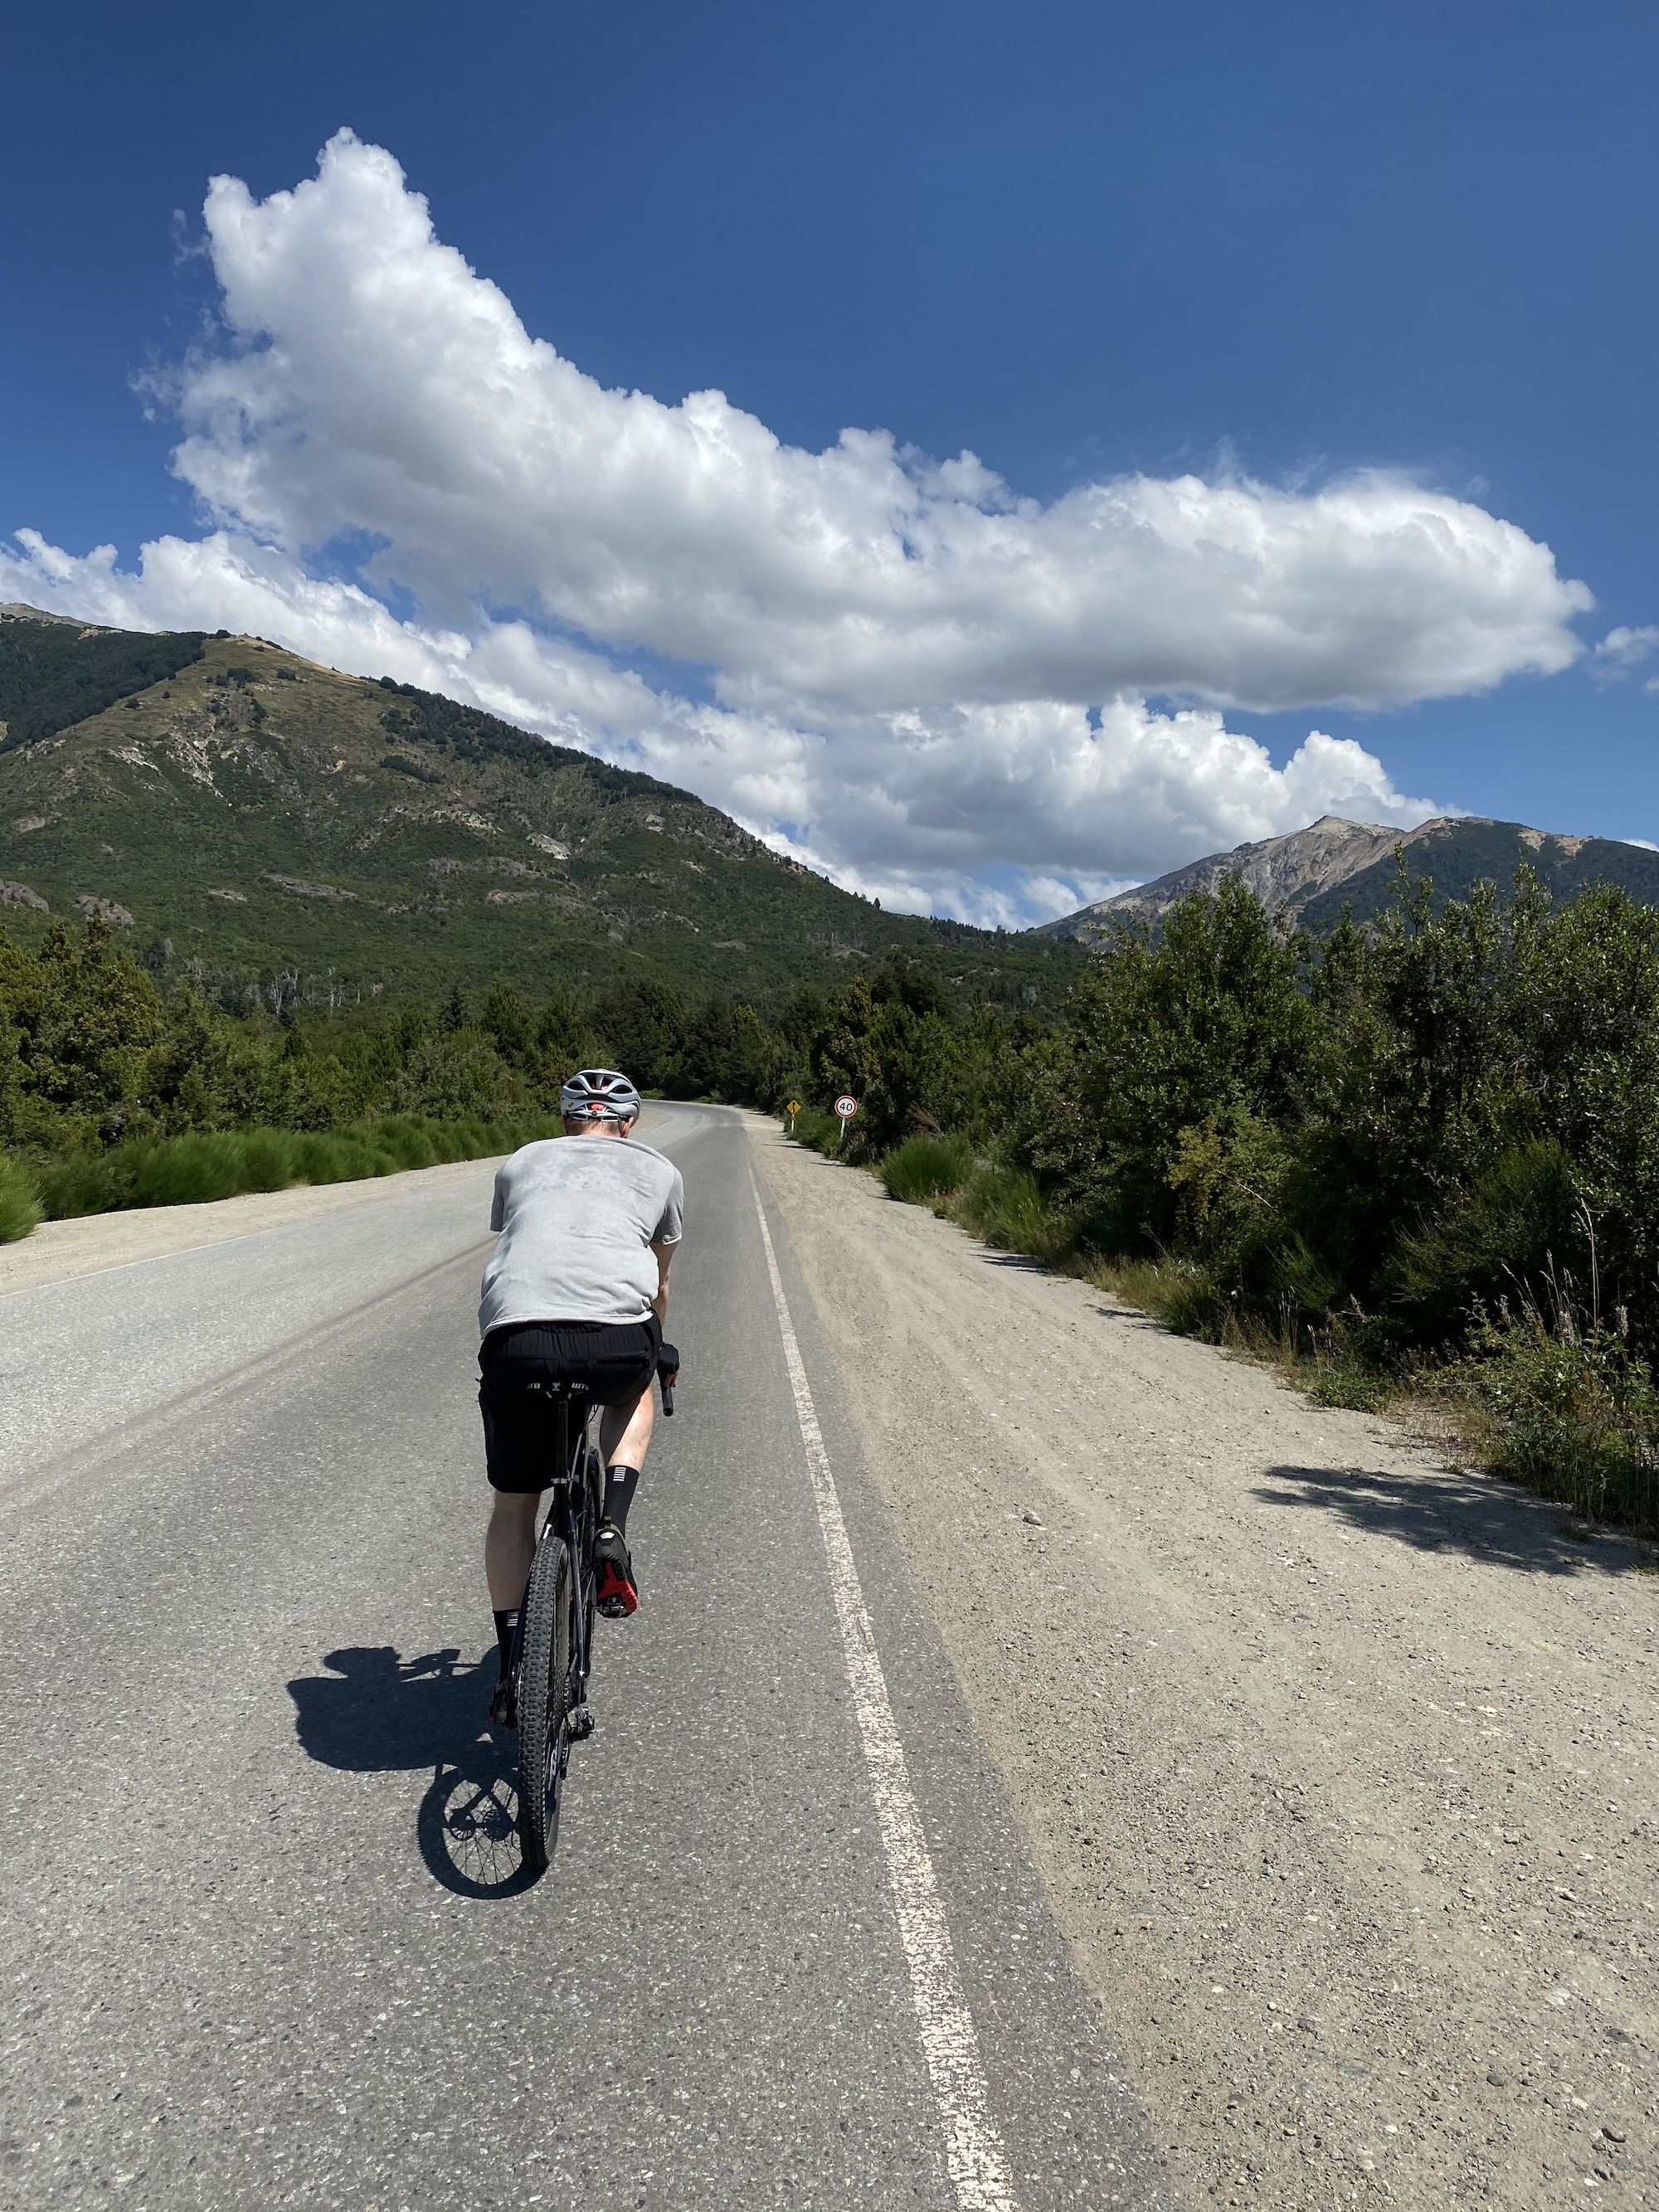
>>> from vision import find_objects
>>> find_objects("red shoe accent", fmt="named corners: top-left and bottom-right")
top-left (595, 1561), bottom-right (639, 1617)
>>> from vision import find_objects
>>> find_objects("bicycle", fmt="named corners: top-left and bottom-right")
top-left (513, 1360), bottom-right (675, 1874)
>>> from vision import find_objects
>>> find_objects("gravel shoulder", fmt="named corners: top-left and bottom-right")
top-left (750, 1119), bottom-right (1657, 2211)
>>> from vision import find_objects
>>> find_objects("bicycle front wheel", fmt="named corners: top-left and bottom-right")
top-left (517, 1523), bottom-right (574, 1874)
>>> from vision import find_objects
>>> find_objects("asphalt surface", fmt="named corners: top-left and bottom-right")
top-left (0, 1105), bottom-right (1170, 2212)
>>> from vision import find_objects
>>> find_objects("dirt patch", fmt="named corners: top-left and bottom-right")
top-left (750, 1121), bottom-right (1657, 2211)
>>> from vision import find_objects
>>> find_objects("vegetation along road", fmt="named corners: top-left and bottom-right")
top-left (2, 1106), bottom-right (1653, 2210)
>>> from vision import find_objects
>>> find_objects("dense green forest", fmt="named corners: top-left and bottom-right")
top-left (0, 616), bottom-right (209, 753)
top-left (5, 863), bottom-right (1657, 1532)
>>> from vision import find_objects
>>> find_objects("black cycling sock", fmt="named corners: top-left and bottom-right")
top-left (602, 1464), bottom-right (640, 1536)
top-left (492, 1608), bottom-right (518, 1676)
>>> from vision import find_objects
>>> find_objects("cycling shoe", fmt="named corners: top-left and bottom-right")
top-left (593, 1522), bottom-right (639, 1618)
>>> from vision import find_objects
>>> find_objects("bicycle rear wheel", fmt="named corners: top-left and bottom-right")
top-left (516, 1514), bottom-right (574, 1874)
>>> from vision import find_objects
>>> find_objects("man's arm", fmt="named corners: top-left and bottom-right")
top-left (649, 1240), bottom-right (675, 1328)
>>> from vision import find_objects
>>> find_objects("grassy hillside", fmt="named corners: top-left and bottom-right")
top-left (0, 623), bottom-right (1079, 1009)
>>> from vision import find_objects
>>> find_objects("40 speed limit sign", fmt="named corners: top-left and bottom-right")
top-left (834, 1094), bottom-right (858, 1121)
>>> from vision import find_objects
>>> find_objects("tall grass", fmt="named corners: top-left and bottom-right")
top-left (0, 1150), bottom-right (41, 1244)
top-left (10, 1111), bottom-right (561, 1240)
top-left (878, 1131), bottom-right (974, 1205)
top-left (787, 1106), bottom-right (848, 1157)
top-left (1447, 1289), bottom-right (1659, 1534)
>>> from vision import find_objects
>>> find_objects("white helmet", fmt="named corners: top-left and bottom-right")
top-left (559, 1067), bottom-right (641, 1122)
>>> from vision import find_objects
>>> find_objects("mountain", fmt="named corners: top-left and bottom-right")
top-left (1041, 812), bottom-right (1659, 945)
top-left (0, 610), bottom-right (1079, 1008)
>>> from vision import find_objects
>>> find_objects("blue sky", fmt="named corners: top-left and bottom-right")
top-left (3, 0), bottom-right (1655, 916)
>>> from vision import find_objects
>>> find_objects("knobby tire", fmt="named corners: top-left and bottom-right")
top-left (517, 1519), bottom-right (573, 1874)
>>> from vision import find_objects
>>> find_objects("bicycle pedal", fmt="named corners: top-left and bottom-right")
top-left (567, 1704), bottom-right (596, 1741)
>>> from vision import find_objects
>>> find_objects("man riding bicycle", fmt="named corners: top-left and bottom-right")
top-left (478, 1068), bottom-right (684, 1726)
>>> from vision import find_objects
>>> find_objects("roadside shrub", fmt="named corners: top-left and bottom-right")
top-left (238, 1129), bottom-right (302, 1192)
top-left (372, 1115), bottom-right (440, 1171)
top-left (10, 1111), bottom-right (551, 1235)
top-left (1082, 1253), bottom-right (1233, 1340)
top-left (128, 1132), bottom-right (260, 1208)
top-left (788, 1106), bottom-right (844, 1156)
top-left (1383, 1140), bottom-right (1582, 1346)
top-left (880, 1132), bottom-right (974, 1205)
top-left (291, 1131), bottom-right (358, 1186)
top-left (33, 1149), bottom-right (132, 1219)
top-left (1450, 1299), bottom-right (1659, 1534)
top-left (0, 1150), bottom-right (41, 1242)
top-left (955, 1165), bottom-right (1071, 1264)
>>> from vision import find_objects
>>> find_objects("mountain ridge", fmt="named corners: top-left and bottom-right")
top-left (1042, 810), bottom-right (1659, 941)
top-left (0, 611), bottom-right (1078, 1008)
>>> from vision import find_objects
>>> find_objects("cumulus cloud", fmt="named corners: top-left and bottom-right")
top-left (5, 130), bottom-right (1597, 921)
top-left (1590, 624), bottom-right (1659, 679)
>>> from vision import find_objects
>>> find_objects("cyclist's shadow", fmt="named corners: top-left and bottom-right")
top-left (287, 1646), bottom-right (538, 1900)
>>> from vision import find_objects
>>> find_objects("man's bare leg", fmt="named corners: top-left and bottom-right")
top-left (594, 1383), bottom-right (654, 1616)
top-left (599, 1383), bottom-right (654, 1473)
top-left (485, 1490), bottom-right (541, 1612)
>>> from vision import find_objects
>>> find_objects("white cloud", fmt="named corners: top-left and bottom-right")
top-left (1591, 624), bottom-right (1659, 679)
top-left (4, 130), bottom-right (1598, 922)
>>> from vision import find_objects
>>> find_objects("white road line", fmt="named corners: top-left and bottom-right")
top-left (751, 1176), bottom-right (1018, 2212)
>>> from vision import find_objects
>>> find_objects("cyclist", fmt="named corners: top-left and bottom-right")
top-left (478, 1068), bottom-right (683, 1726)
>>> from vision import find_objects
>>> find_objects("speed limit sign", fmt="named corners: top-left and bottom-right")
top-left (834, 1094), bottom-right (858, 1120)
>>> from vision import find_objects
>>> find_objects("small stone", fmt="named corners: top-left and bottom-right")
top-left (1487, 2068), bottom-right (1509, 2088)
top-left (1022, 1510), bottom-right (1045, 1526)
top-left (1602, 2127), bottom-right (1627, 2145)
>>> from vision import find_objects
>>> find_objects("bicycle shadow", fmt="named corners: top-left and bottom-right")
top-left (286, 1645), bottom-right (538, 1899)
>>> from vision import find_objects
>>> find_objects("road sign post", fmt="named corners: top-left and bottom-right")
top-left (785, 1097), bottom-right (801, 1135)
top-left (834, 1093), bottom-right (858, 1149)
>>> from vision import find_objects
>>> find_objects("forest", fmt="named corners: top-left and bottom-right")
top-left (4, 863), bottom-right (1657, 1532)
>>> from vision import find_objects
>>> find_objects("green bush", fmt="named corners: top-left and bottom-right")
top-left (128, 1132), bottom-right (265, 1208)
top-left (0, 1150), bottom-right (41, 1243)
top-left (372, 1115), bottom-right (440, 1171)
top-left (1103, 1256), bottom-right (1231, 1339)
top-left (954, 1165), bottom-right (1071, 1264)
top-left (880, 1132), bottom-right (975, 1205)
top-left (1452, 1301), bottom-right (1659, 1534)
top-left (1383, 1139), bottom-right (1582, 1346)
top-left (10, 1111), bottom-right (555, 1236)
top-left (291, 1131), bottom-right (358, 1186)
top-left (238, 1130), bottom-right (302, 1192)
top-left (32, 1150), bottom-right (130, 1219)
top-left (787, 1106), bottom-right (845, 1156)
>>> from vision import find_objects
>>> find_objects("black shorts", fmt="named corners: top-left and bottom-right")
top-left (479, 1318), bottom-right (659, 1494)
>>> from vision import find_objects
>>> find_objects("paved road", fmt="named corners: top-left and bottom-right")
top-left (0, 1106), bottom-right (1168, 2212)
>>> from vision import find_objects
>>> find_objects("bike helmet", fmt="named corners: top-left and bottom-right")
top-left (559, 1067), bottom-right (642, 1122)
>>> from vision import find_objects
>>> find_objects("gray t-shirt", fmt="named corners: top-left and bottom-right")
top-left (479, 1135), bottom-right (684, 1339)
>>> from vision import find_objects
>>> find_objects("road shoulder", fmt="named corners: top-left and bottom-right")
top-left (747, 1115), bottom-right (1657, 2212)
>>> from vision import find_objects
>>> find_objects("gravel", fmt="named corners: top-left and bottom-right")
top-left (752, 1119), bottom-right (1659, 2212)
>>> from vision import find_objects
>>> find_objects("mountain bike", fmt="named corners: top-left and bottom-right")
top-left (513, 1362), bottom-right (676, 1874)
